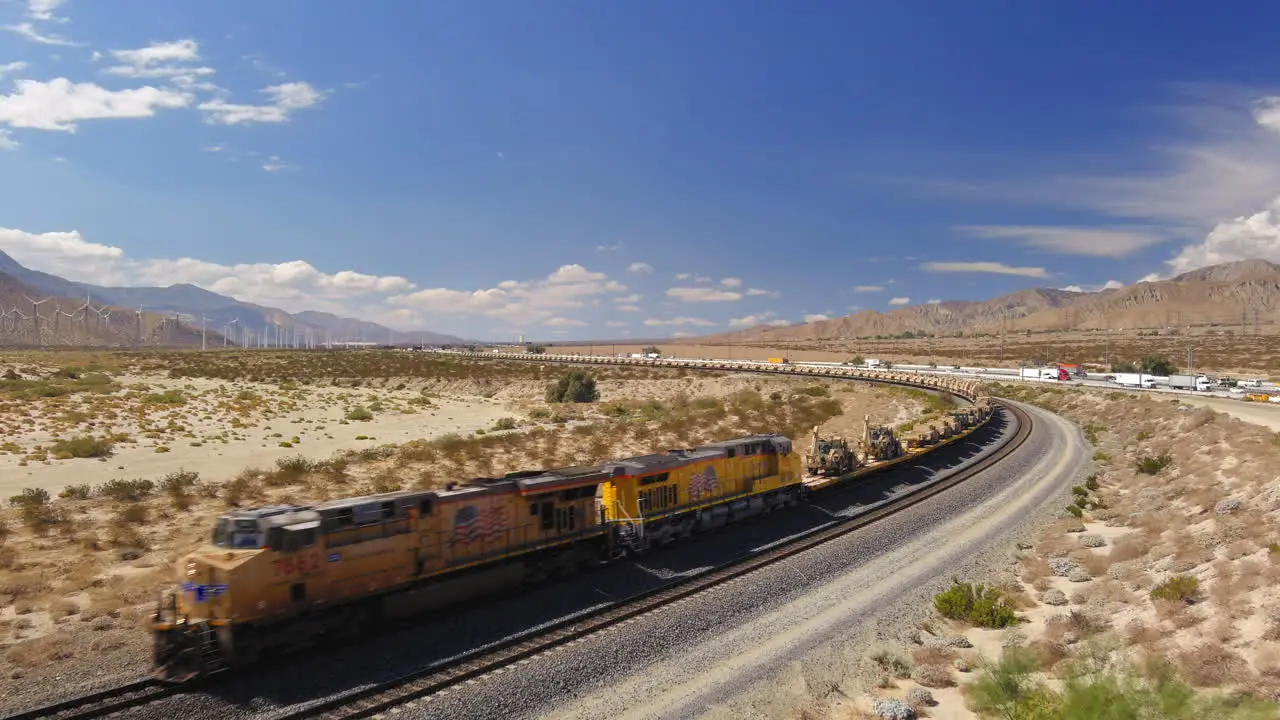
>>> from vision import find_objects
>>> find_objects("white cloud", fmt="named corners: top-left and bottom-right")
top-left (671, 332), bottom-right (695, 338)
top-left (1058, 280), bottom-right (1125, 293)
top-left (1137, 272), bottom-right (1162, 283)
top-left (955, 225), bottom-right (1165, 258)
top-left (853, 285), bottom-right (883, 293)
top-left (926, 299), bottom-right (941, 304)
top-left (802, 314), bottom-right (829, 323)
top-left (626, 262), bottom-right (652, 274)
top-left (0, 62), bottom-right (28, 78)
top-left (1161, 196), bottom-right (1280, 276)
top-left (0, 227), bottom-right (414, 314)
top-left (0, 129), bottom-right (18, 150)
top-left (918, 261), bottom-right (1049, 278)
top-left (745, 287), bottom-right (779, 298)
top-left (544, 317), bottom-right (588, 327)
top-left (693, 274), bottom-right (712, 283)
top-left (260, 155), bottom-right (293, 172)
top-left (3, 22), bottom-right (79, 46)
top-left (104, 39), bottom-right (217, 88)
top-left (27, 0), bottom-right (68, 22)
top-left (719, 277), bottom-right (742, 288)
top-left (888, 297), bottom-right (911, 305)
top-left (595, 243), bottom-right (621, 252)
top-left (674, 273), bottom-right (690, 280)
top-left (0, 78), bottom-right (190, 132)
top-left (198, 82), bottom-right (327, 125)
top-left (643, 317), bottom-right (715, 327)
top-left (391, 263), bottom-right (628, 325)
top-left (729, 312), bottom-right (777, 327)
top-left (616, 305), bottom-right (641, 312)
top-left (613, 294), bottom-right (640, 303)
top-left (666, 286), bottom-right (742, 302)
top-left (604, 320), bottom-right (627, 328)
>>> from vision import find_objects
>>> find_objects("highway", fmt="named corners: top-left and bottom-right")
top-left (446, 350), bottom-right (1278, 403)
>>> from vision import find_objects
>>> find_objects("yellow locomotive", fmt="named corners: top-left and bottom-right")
top-left (152, 434), bottom-right (801, 679)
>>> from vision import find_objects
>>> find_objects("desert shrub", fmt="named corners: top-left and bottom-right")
top-left (8, 487), bottom-right (64, 533)
top-left (1085, 473), bottom-right (1099, 491)
top-left (545, 371), bottom-right (600, 403)
top-left (345, 406), bottom-right (374, 422)
top-left (1151, 574), bottom-right (1199, 604)
top-left (1065, 504), bottom-right (1083, 518)
top-left (1134, 453), bottom-right (1173, 475)
top-left (143, 389), bottom-right (186, 405)
top-left (492, 417), bottom-right (518, 431)
top-left (58, 484), bottom-right (92, 500)
top-left (933, 579), bottom-right (1018, 628)
top-left (96, 478), bottom-right (155, 502)
top-left (50, 435), bottom-right (115, 459)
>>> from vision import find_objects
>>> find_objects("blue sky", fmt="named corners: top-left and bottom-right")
top-left (4, 1), bottom-right (1280, 341)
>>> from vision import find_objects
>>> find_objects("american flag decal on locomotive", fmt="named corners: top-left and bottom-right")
top-left (688, 465), bottom-right (719, 502)
top-left (448, 504), bottom-right (508, 545)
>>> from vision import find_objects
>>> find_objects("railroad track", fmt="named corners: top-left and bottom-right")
top-left (273, 400), bottom-right (1033, 720)
top-left (1, 679), bottom-right (179, 720)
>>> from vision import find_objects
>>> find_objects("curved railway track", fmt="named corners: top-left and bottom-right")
top-left (272, 400), bottom-right (1032, 720)
top-left (4, 357), bottom-right (1020, 720)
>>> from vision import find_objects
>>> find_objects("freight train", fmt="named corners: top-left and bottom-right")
top-left (151, 359), bottom-right (993, 681)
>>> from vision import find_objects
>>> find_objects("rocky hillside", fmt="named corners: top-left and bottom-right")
top-left (692, 259), bottom-right (1280, 342)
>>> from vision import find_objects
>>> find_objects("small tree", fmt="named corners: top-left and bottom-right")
top-left (1110, 361), bottom-right (1137, 373)
top-left (1138, 355), bottom-right (1178, 376)
top-left (525, 343), bottom-right (547, 354)
top-left (642, 346), bottom-right (661, 356)
top-left (546, 371), bottom-right (600, 403)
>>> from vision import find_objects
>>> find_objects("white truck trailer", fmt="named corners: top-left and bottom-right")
top-left (1020, 367), bottom-right (1063, 381)
top-left (1113, 372), bottom-right (1156, 389)
top-left (1168, 374), bottom-right (1211, 391)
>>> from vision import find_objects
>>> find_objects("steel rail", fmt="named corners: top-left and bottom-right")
top-left (275, 400), bottom-right (1032, 720)
top-left (1, 679), bottom-right (180, 720)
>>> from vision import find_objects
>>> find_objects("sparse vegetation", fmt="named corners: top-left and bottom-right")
top-left (545, 371), bottom-right (600, 403)
top-left (933, 579), bottom-right (1018, 628)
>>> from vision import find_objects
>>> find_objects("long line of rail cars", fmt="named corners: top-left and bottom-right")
top-left (151, 356), bottom-right (992, 681)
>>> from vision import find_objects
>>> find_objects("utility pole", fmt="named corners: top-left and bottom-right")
top-left (201, 316), bottom-right (207, 351)
top-left (1187, 345), bottom-right (1194, 375)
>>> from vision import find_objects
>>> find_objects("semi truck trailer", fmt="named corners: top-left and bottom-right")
top-left (1168, 374), bottom-right (1211, 391)
top-left (1113, 372), bottom-right (1156, 389)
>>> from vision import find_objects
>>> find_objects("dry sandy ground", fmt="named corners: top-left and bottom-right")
top-left (0, 374), bottom-right (513, 501)
top-left (841, 384), bottom-right (1280, 718)
top-left (0, 358), bottom-right (929, 707)
top-left (1175, 395), bottom-right (1280, 431)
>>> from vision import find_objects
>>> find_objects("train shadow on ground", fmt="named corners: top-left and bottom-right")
top-left (200, 410), bottom-right (1014, 710)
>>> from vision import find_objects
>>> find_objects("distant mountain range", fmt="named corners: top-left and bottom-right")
top-left (690, 259), bottom-right (1280, 343)
top-left (0, 250), bottom-right (466, 347)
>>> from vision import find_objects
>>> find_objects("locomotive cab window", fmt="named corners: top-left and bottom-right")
top-left (418, 499), bottom-right (434, 516)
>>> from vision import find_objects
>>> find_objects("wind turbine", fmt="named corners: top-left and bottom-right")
top-left (223, 318), bottom-right (239, 347)
top-left (201, 315), bottom-right (207, 351)
top-left (97, 308), bottom-right (113, 344)
top-left (135, 306), bottom-right (144, 345)
top-left (23, 295), bottom-right (50, 346)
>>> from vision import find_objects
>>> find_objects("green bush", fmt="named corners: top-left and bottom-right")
top-left (545, 371), bottom-right (600, 403)
top-left (933, 579), bottom-right (1018, 628)
top-left (971, 651), bottom-right (1277, 720)
top-left (1150, 574), bottom-right (1199, 604)
top-left (97, 478), bottom-right (155, 502)
top-left (50, 435), bottom-right (115, 459)
top-left (1065, 504), bottom-right (1083, 518)
top-left (492, 417), bottom-right (518, 431)
top-left (345, 406), bottom-right (374, 422)
top-left (1135, 453), bottom-right (1173, 475)
top-left (1084, 474), bottom-right (1099, 491)
top-left (58, 484), bottom-right (92, 500)
top-left (144, 389), bottom-right (187, 405)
